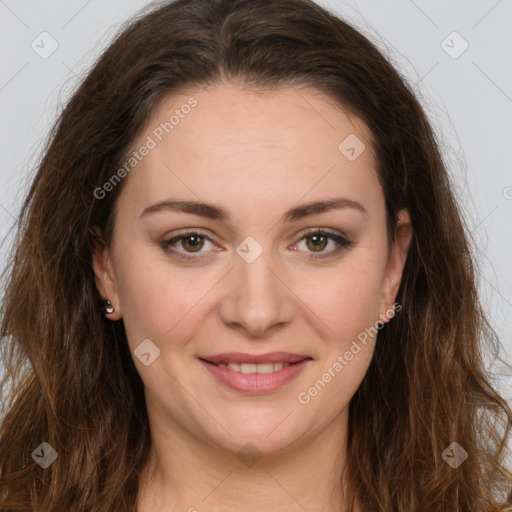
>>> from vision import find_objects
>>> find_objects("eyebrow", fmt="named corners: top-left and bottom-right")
top-left (139, 197), bottom-right (367, 223)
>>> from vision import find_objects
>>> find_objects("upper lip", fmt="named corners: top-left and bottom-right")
top-left (200, 352), bottom-right (312, 365)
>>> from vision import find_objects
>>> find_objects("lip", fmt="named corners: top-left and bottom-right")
top-left (199, 352), bottom-right (310, 365)
top-left (199, 353), bottom-right (312, 394)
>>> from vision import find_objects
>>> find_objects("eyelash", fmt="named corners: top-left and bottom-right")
top-left (161, 228), bottom-right (352, 261)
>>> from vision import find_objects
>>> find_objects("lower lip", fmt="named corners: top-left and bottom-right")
top-left (199, 359), bottom-right (311, 394)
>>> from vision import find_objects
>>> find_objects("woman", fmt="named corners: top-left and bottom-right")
top-left (1, 0), bottom-right (511, 510)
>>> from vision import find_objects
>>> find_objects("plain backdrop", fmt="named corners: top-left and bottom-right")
top-left (0, 1), bottom-right (511, 402)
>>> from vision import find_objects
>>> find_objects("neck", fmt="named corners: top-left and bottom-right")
top-left (136, 408), bottom-right (357, 512)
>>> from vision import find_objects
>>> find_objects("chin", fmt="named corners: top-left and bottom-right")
top-left (204, 410), bottom-right (305, 456)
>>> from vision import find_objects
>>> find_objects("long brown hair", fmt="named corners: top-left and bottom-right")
top-left (1, 0), bottom-right (511, 509)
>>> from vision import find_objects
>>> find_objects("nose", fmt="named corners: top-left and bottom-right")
top-left (218, 247), bottom-right (294, 338)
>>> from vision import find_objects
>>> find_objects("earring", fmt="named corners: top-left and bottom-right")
top-left (102, 299), bottom-right (115, 315)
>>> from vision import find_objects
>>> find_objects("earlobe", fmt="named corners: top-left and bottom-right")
top-left (379, 209), bottom-right (412, 323)
top-left (91, 228), bottom-right (122, 320)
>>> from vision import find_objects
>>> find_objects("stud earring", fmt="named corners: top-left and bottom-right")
top-left (102, 299), bottom-right (115, 315)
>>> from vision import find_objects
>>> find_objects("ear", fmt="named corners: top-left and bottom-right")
top-left (379, 209), bottom-right (412, 323)
top-left (91, 227), bottom-right (122, 320)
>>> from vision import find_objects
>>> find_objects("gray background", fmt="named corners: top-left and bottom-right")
top-left (1, 1), bottom-right (511, 402)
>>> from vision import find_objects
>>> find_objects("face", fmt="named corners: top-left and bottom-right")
top-left (93, 81), bottom-right (411, 456)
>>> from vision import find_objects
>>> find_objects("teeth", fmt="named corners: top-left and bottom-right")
top-left (218, 362), bottom-right (291, 373)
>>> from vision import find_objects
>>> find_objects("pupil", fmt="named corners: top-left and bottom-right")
top-left (308, 234), bottom-right (326, 251)
top-left (184, 235), bottom-right (203, 251)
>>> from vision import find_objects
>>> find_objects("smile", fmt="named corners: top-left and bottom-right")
top-left (199, 352), bottom-right (312, 394)
top-left (213, 362), bottom-right (290, 373)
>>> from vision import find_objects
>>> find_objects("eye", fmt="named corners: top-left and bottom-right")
top-left (292, 229), bottom-right (352, 258)
top-left (162, 231), bottom-right (216, 259)
top-left (161, 228), bottom-right (352, 261)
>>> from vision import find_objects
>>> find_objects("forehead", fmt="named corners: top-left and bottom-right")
top-left (117, 82), bottom-right (381, 219)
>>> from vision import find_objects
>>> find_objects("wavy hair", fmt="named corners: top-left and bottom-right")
top-left (1, 0), bottom-right (511, 509)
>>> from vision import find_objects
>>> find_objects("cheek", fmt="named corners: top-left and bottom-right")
top-left (297, 254), bottom-right (384, 337)
top-left (113, 250), bottom-right (203, 348)
top-left (296, 261), bottom-right (382, 409)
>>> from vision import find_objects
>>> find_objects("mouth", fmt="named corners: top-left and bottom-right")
top-left (200, 360), bottom-right (306, 374)
top-left (198, 352), bottom-right (313, 394)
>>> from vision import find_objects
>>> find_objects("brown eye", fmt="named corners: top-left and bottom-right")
top-left (305, 233), bottom-right (329, 252)
top-left (180, 234), bottom-right (204, 252)
top-left (294, 229), bottom-right (352, 259)
top-left (162, 231), bottom-right (215, 259)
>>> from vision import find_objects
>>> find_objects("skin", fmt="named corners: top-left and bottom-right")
top-left (93, 81), bottom-right (412, 511)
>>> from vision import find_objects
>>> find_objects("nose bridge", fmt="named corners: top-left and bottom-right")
top-left (219, 239), bottom-right (293, 336)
